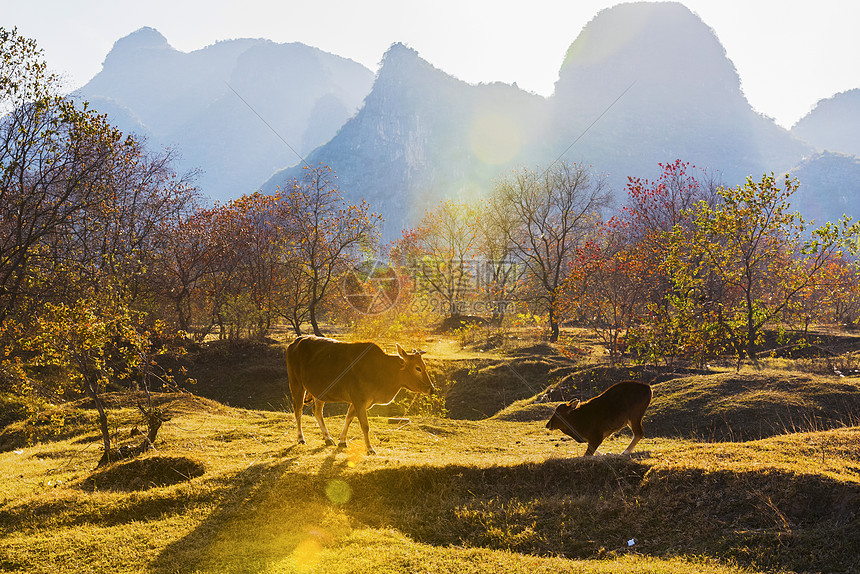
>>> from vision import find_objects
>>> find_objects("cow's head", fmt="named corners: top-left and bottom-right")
top-left (396, 344), bottom-right (436, 394)
top-left (545, 399), bottom-right (586, 443)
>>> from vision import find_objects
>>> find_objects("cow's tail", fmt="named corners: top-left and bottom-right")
top-left (302, 391), bottom-right (315, 405)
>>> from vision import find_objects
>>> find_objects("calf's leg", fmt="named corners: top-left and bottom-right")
top-left (622, 418), bottom-right (645, 455)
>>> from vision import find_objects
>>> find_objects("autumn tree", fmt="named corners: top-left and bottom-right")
top-left (1, 27), bottom-right (125, 323)
top-left (562, 222), bottom-right (650, 362)
top-left (825, 257), bottom-right (860, 327)
top-left (400, 199), bottom-right (480, 319)
top-left (490, 162), bottom-right (611, 342)
top-left (198, 194), bottom-right (288, 340)
top-left (230, 192), bottom-right (287, 338)
top-left (573, 161), bottom-right (720, 365)
top-left (280, 165), bottom-right (380, 336)
top-left (27, 293), bottom-right (171, 466)
top-left (1, 29), bottom-right (195, 465)
top-left (619, 160), bottom-right (721, 303)
top-left (476, 195), bottom-right (525, 323)
top-left (150, 205), bottom-right (220, 335)
top-left (1, 27), bottom-right (198, 325)
top-left (49, 140), bottom-right (198, 308)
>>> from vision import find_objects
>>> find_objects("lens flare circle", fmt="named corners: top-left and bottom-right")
top-left (325, 479), bottom-right (352, 505)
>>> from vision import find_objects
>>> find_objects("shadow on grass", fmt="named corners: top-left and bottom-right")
top-left (148, 450), bottom-right (355, 573)
top-left (346, 458), bottom-right (860, 573)
top-left (144, 454), bottom-right (858, 574)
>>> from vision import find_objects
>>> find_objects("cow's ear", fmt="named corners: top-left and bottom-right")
top-left (566, 399), bottom-right (579, 408)
top-left (396, 343), bottom-right (408, 359)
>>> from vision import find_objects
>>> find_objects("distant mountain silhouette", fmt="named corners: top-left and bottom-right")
top-left (548, 1), bottom-right (811, 191)
top-left (787, 152), bottom-right (860, 224)
top-left (262, 43), bottom-right (547, 236)
top-left (792, 89), bottom-right (860, 157)
top-left (80, 3), bottom-right (859, 230)
top-left (265, 2), bottom-right (818, 234)
top-left (787, 90), bottom-right (860, 222)
top-left (76, 27), bottom-right (374, 202)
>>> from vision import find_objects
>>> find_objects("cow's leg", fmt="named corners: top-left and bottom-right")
top-left (312, 399), bottom-right (336, 446)
top-left (622, 418), bottom-right (645, 455)
top-left (354, 404), bottom-right (376, 455)
top-left (338, 404), bottom-right (356, 448)
top-left (290, 386), bottom-right (306, 445)
top-left (584, 440), bottom-right (601, 456)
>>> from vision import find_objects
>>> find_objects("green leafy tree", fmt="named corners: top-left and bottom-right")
top-left (667, 173), bottom-right (859, 367)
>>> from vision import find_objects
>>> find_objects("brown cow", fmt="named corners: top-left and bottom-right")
top-left (286, 335), bottom-right (436, 455)
top-left (546, 381), bottom-right (651, 456)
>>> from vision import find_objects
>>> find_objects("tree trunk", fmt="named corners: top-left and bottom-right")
top-left (548, 298), bottom-right (560, 343)
top-left (138, 403), bottom-right (169, 453)
top-left (85, 376), bottom-right (112, 467)
top-left (309, 303), bottom-right (323, 336)
top-left (745, 326), bottom-right (761, 369)
top-left (290, 318), bottom-right (303, 336)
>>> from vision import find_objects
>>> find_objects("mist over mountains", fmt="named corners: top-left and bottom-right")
top-left (76, 26), bottom-right (374, 201)
top-left (76, 2), bottom-right (859, 235)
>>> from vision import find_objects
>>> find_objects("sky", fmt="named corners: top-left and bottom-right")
top-left (3, 0), bottom-right (860, 129)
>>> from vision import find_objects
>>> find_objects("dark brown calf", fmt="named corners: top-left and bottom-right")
top-left (546, 381), bottom-right (651, 456)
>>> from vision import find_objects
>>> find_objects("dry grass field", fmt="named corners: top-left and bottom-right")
top-left (1, 329), bottom-right (859, 573)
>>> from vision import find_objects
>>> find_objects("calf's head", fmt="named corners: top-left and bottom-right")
top-left (546, 399), bottom-right (586, 443)
top-left (397, 344), bottom-right (436, 394)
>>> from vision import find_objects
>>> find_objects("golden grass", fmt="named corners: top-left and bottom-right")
top-left (1, 386), bottom-right (858, 574)
top-left (3, 328), bottom-right (860, 574)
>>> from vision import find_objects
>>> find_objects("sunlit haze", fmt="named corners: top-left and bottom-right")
top-left (4, 0), bottom-right (860, 128)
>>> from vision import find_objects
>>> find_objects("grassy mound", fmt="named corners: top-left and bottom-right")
top-left (647, 370), bottom-right (860, 441)
top-left (443, 345), bottom-right (579, 420)
top-left (167, 339), bottom-right (290, 411)
top-left (80, 455), bottom-right (205, 491)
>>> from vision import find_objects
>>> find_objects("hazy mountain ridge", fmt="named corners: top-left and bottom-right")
top-left (263, 43), bottom-right (548, 236)
top-left (791, 89), bottom-right (860, 157)
top-left (77, 3), bottom-right (858, 232)
top-left (548, 2), bottom-right (812, 189)
top-left (787, 152), bottom-right (860, 225)
top-left (76, 27), bottom-right (375, 201)
top-left (782, 90), bottom-right (860, 224)
top-left (266, 2), bottom-right (824, 233)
